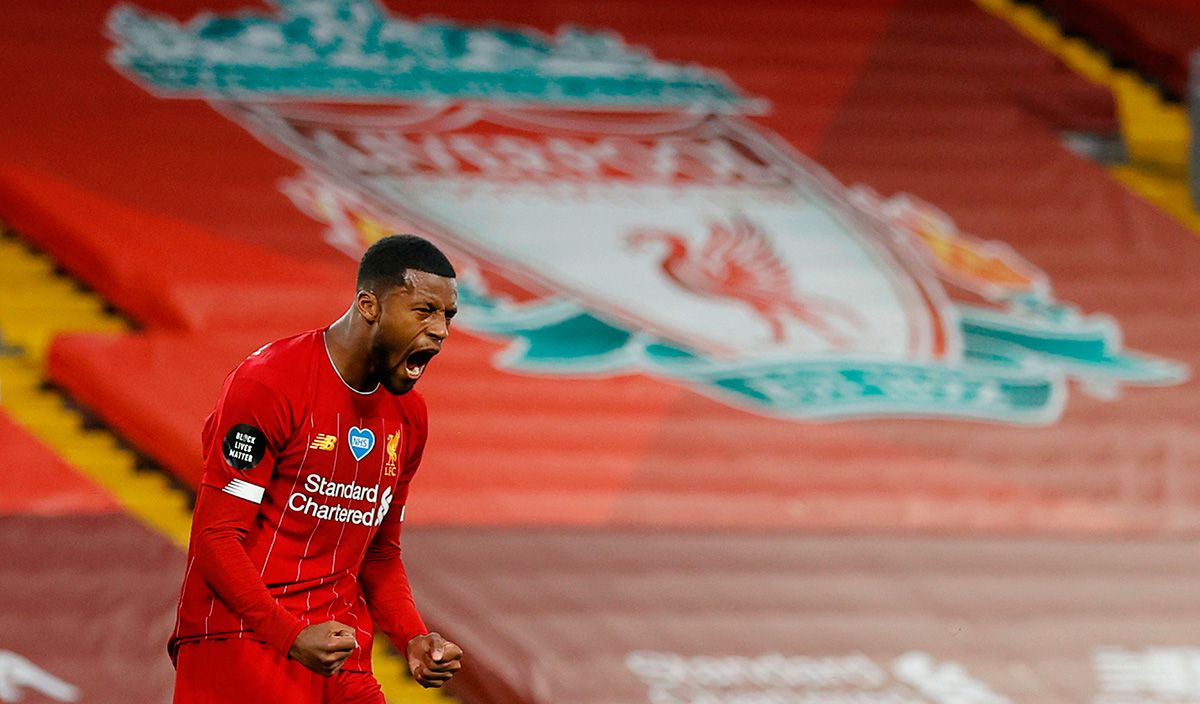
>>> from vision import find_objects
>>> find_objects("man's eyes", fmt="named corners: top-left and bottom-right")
top-left (414, 305), bottom-right (456, 319)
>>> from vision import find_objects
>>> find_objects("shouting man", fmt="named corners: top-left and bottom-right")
top-left (170, 235), bottom-right (464, 703)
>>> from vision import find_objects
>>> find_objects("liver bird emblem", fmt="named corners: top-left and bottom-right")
top-left (384, 430), bottom-right (400, 476)
top-left (626, 216), bottom-right (862, 347)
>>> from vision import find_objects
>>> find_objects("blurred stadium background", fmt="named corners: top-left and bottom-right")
top-left (2, 0), bottom-right (1200, 702)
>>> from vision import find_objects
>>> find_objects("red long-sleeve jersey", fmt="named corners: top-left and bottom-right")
top-left (170, 329), bottom-right (429, 672)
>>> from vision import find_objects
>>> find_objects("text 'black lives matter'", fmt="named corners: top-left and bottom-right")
top-left (223, 424), bottom-right (267, 470)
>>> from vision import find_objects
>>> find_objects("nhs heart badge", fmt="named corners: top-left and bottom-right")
top-left (347, 427), bottom-right (375, 461)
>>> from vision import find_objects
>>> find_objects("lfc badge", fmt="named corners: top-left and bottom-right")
top-left (383, 430), bottom-right (401, 477)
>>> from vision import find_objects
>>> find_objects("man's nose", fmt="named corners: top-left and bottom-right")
top-left (427, 315), bottom-right (449, 341)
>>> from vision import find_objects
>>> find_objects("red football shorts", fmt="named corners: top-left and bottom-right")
top-left (173, 639), bottom-right (386, 704)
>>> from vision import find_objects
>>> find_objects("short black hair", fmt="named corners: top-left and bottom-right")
top-left (357, 234), bottom-right (456, 291)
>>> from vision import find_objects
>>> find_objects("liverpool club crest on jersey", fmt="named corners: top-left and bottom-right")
top-left (383, 430), bottom-right (400, 477)
top-left (107, 0), bottom-right (1187, 424)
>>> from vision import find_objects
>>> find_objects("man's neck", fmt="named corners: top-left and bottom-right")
top-left (324, 309), bottom-right (375, 392)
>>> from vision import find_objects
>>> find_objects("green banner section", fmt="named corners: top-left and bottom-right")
top-left (107, 3), bottom-right (750, 108)
top-left (458, 282), bottom-right (1187, 424)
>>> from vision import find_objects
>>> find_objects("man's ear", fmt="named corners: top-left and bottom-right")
top-left (356, 290), bottom-right (380, 324)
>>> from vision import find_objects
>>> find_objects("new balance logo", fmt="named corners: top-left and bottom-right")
top-left (309, 434), bottom-right (337, 451)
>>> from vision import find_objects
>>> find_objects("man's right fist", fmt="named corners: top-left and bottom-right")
top-left (289, 621), bottom-right (358, 677)
top-left (406, 632), bottom-right (463, 688)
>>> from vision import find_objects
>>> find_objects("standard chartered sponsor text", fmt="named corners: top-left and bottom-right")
top-left (626, 651), bottom-right (926, 704)
top-left (288, 474), bottom-right (391, 526)
top-left (627, 651), bottom-right (886, 689)
top-left (624, 651), bottom-right (1015, 704)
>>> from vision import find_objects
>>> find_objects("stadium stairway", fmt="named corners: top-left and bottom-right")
top-left (0, 225), bottom-right (450, 704)
top-left (0, 226), bottom-right (192, 541)
top-left (976, 0), bottom-right (1200, 234)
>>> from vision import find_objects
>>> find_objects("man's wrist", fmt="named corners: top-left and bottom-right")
top-left (263, 610), bottom-right (308, 658)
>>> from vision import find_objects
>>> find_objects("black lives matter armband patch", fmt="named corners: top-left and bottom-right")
top-left (222, 424), bottom-right (267, 470)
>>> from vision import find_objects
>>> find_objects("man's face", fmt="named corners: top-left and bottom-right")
top-left (369, 270), bottom-right (458, 395)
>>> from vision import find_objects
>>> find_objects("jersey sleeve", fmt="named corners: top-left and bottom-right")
top-left (358, 404), bottom-right (430, 649)
top-left (198, 366), bottom-right (292, 501)
top-left (190, 364), bottom-right (306, 656)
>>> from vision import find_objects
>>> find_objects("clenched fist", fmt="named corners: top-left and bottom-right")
top-left (406, 632), bottom-right (463, 688)
top-left (289, 621), bottom-right (358, 676)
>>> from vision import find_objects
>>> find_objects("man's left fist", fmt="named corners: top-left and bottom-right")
top-left (406, 632), bottom-right (463, 688)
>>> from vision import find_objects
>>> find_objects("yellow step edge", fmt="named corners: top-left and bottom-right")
top-left (2, 395), bottom-right (69, 418)
top-left (15, 415), bottom-right (84, 435)
top-left (0, 281), bottom-right (82, 297)
top-left (0, 226), bottom-right (451, 704)
top-left (973, 0), bottom-right (1199, 239)
top-left (0, 254), bottom-right (55, 274)
top-left (0, 259), bottom-right (56, 275)
top-left (0, 298), bottom-right (107, 314)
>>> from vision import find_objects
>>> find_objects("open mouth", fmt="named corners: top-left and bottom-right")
top-left (403, 348), bottom-right (438, 380)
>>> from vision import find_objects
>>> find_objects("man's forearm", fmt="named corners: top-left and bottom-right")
top-left (358, 556), bottom-right (428, 648)
top-left (191, 488), bottom-right (306, 655)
